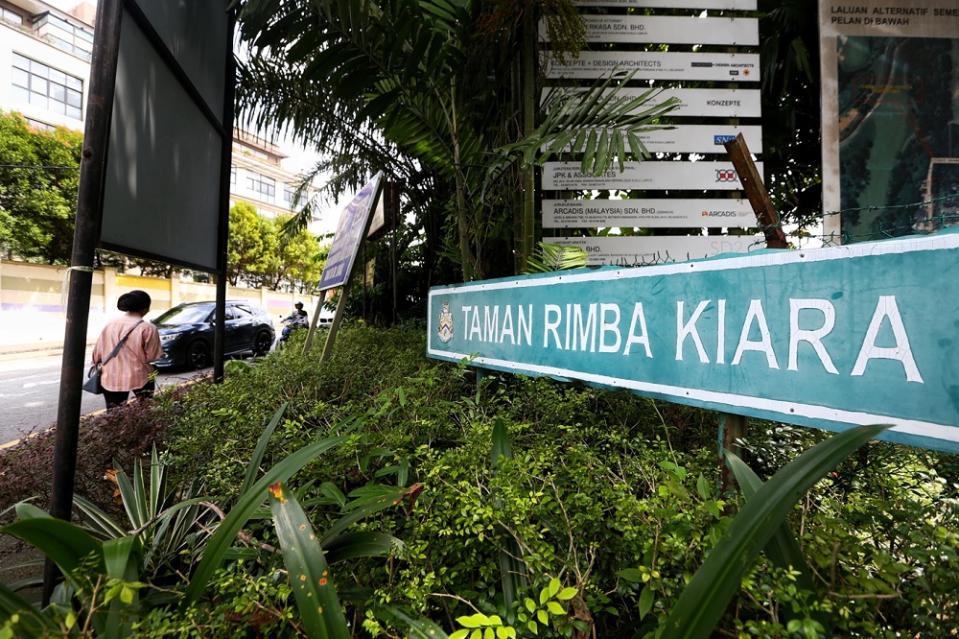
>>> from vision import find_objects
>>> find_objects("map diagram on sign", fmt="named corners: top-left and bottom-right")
top-left (838, 36), bottom-right (959, 242)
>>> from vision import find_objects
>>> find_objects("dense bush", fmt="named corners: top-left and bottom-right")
top-left (0, 385), bottom-right (190, 516)
top-left (3, 325), bottom-right (958, 637)
top-left (142, 326), bottom-right (959, 637)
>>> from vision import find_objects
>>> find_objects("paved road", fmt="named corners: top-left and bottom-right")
top-left (0, 350), bottom-right (210, 446)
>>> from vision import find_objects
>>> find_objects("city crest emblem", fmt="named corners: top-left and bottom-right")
top-left (437, 303), bottom-right (454, 343)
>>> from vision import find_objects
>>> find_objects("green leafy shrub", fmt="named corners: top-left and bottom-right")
top-left (5, 326), bottom-right (958, 637)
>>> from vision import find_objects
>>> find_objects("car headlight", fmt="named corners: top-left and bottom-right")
top-left (160, 333), bottom-right (181, 343)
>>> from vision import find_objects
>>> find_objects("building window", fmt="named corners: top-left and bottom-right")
top-left (33, 13), bottom-right (93, 61)
top-left (25, 117), bottom-right (54, 132)
top-left (283, 187), bottom-right (295, 205)
top-left (246, 173), bottom-right (275, 199)
top-left (1, 7), bottom-right (22, 27)
top-left (11, 53), bottom-right (83, 120)
top-left (230, 165), bottom-right (237, 184)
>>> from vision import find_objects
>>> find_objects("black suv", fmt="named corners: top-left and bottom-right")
top-left (153, 301), bottom-right (275, 369)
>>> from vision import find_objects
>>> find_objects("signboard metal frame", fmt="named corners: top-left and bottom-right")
top-left (303, 172), bottom-right (385, 359)
top-left (545, 51), bottom-right (761, 82)
top-left (543, 198), bottom-right (756, 229)
top-left (99, 0), bottom-right (232, 272)
top-left (47, 0), bottom-right (236, 601)
top-left (317, 172), bottom-right (385, 292)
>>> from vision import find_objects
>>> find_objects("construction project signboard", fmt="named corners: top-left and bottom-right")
top-left (820, 0), bottom-right (959, 243)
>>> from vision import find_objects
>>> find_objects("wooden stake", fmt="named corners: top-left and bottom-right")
top-left (718, 134), bottom-right (788, 493)
top-left (724, 133), bottom-right (788, 249)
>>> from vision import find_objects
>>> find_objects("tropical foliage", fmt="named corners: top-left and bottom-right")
top-left (757, 0), bottom-right (821, 230)
top-left (2, 327), bottom-right (955, 637)
top-left (235, 0), bottom-right (678, 282)
top-left (227, 202), bottom-right (326, 290)
top-left (0, 111), bottom-right (81, 264)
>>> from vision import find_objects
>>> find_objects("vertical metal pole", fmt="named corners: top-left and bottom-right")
top-left (213, 10), bottom-right (237, 383)
top-left (518, 7), bottom-right (537, 273)
top-left (320, 287), bottom-right (350, 363)
top-left (45, 0), bottom-right (123, 603)
top-left (391, 223), bottom-right (398, 325)
top-left (302, 289), bottom-right (327, 352)
top-left (361, 241), bottom-right (367, 322)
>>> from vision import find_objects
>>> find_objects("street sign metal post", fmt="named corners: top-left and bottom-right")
top-left (303, 173), bottom-right (385, 358)
top-left (45, 0), bottom-right (236, 600)
top-left (44, 0), bottom-right (124, 603)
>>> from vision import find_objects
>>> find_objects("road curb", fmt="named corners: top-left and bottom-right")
top-left (0, 371), bottom-right (210, 452)
top-left (0, 341), bottom-right (95, 361)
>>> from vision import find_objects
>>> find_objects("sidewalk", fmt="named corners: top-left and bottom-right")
top-left (0, 309), bottom-right (105, 358)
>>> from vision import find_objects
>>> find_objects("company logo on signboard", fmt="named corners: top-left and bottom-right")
top-left (714, 135), bottom-right (737, 144)
top-left (437, 303), bottom-right (454, 343)
top-left (715, 169), bottom-right (738, 182)
top-left (702, 210), bottom-right (740, 217)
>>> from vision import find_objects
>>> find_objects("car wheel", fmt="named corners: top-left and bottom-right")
top-left (253, 330), bottom-right (273, 356)
top-left (187, 340), bottom-right (210, 370)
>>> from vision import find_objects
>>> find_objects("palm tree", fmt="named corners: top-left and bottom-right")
top-left (235, 0), bottom-right (676, 281)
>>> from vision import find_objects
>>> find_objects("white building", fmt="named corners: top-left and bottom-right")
top-left (0, 0), bottom-right (318, 224)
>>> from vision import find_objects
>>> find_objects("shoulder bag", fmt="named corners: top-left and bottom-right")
top-left (83, 321), bottom-right (143, 394)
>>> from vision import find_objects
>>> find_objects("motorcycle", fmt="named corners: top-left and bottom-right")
top-left (278, 313), bottom-right (309, 347)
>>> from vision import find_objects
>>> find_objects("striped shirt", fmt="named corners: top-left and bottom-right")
top-left (92, 314), bottom-right (164, 392)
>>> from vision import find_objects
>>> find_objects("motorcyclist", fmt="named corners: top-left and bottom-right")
top-left (280, 302), bottom-right (309, 343)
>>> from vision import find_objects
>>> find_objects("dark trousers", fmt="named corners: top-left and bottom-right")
top-left (103, 380), bottom-right (156, 410)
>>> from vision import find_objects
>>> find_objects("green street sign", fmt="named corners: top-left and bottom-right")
top-left (428, 230), bottom-right (959, 453)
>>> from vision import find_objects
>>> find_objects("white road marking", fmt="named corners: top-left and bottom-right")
top-left (22, 380), bottom-right (58, 389)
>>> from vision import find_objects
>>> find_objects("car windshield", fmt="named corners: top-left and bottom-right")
top-left (154, 304), bottom-right (211, 326)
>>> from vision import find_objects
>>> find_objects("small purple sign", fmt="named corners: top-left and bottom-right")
top-left (318, 172), bottom-right (384, 291)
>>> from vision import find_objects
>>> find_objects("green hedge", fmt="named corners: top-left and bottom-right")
top-left (102, 326), bottom-right (959, 636)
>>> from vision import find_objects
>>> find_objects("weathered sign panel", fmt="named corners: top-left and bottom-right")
top-left (819, 0), bottom-right (959, 243)
top-left (555, 15), bottom-right (758, 45)
top-left (543, 198), bottom-right (755, 228)
top-left (575, 0), bottom-right (756, 7)
top-left (543, 161), bottom-right (763, 191)
top-left (545, 51), bottom-right (760, 81)
top-left (318, 172), bottom-right (383, 291)
top-left (100, 0), bottom-right (231, 271)
top-left (542, 88), bottom-right (762, 119)
top-left (553, 235), bottom-right (761, 265)
top-left (543, 125), bottom-right (762, 155)
top-left (428, 231), bottom-right (959, 453)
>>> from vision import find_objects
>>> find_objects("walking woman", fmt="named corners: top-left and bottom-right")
top-left (91, 290), bottom-right (164, 409)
